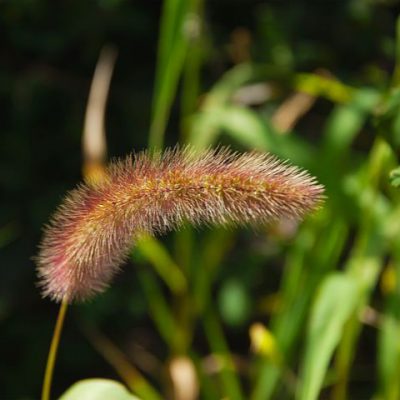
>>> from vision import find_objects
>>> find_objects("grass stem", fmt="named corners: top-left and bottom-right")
top-left (41, 298), bottom-right (68, 400)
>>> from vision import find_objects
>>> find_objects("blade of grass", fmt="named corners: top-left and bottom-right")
top-left (251, 212), bottom-right (348, 400)
top-left (187, 63), bottom-right (261, 149)
top-left (137, 268), bottom-right (183, 352)
top-left (180, 0), bottom-right (204, 122)
top-left (322, 88), bottom-right (379, 157)
top-left (212, 105), bottom-right (274, 150)
top-left (203, 307), bottom-right (244, 400)
top-left (377, 208), bottom-right (400, 398)
top-left (332, 138), bottom-right (392, 400)
top-left (173, 226), bottom-right (195, 277)
top-left (319, 88), bottom-right (380, 200)
top-left (189, 102), bottom-right (314, 166)
top-left (149, 0), bottom-right (196, 150)
top-left (377, 300), bottom-right (400, 400)
top-left (193, 228), bottom-right (235, 313)
top-left (190, 352), bottom-right (221, 400)
top-left (82, 325), bottom-right (163, 400)
top-left (332, 233), bottom-right (385, 400)
top-left (136, 235), bottom-right (187, 295)
top-left (135, 236), bottom-right (195, 354)
top-left (187, 63), bottom-right (285, 150)
top-left (297, 273), bottom-right (360, 400)
top-left (375, 37), bottom-right (400, 393)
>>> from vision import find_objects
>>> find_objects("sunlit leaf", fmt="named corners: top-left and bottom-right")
top-left (59, 379), bottom-right (141, 400)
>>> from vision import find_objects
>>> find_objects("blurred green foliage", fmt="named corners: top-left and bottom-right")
top-left (2, 1), bottom-right (400, 399)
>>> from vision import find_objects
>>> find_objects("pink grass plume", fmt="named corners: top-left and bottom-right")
top-left (36, 146), bottom-right (324, 302)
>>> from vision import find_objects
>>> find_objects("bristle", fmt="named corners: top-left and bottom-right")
top-left (36, 146), bottom-right (324, 302)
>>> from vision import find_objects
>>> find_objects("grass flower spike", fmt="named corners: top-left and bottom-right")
top-left (36, 147), bottom-right (324, 302)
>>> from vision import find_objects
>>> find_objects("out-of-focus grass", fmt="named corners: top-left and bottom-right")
top-left (118, 4), bottom-right (400, 399)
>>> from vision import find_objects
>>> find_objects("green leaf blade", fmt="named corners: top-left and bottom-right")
top-left (297, 273), bottom-right (360, 400)
top-left (59, 379), bottom-right (141, 400)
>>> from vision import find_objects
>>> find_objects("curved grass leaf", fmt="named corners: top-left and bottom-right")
top-left (297, 273), bottom-right (360, 400)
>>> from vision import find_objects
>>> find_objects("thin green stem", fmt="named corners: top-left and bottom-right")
top-left (41, 298), bottom-right (68, 400)
top-left (180, 0), bottom-right (204, 124)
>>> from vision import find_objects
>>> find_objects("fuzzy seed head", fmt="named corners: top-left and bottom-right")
top-left (36, 146), bottom-right (324, 302)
